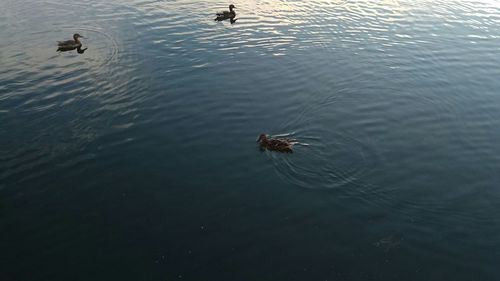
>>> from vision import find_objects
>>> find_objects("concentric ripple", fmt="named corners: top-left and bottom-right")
top-left (269, 127), bottom-right (380, 191)
top-left (265, 88), bottom-right (383, 191)
top-left (58, 25), bottom-right (120, 70)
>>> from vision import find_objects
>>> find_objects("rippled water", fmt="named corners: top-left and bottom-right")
top-left (2, 0), bottom-right (500, 280)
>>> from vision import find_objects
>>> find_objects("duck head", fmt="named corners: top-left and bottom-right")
top-left (229, 4), bottom-right (236, 11)
top-left (73, 33), bottom-right (85, 42)
top-left (257, 134), bottom-right (268, 144)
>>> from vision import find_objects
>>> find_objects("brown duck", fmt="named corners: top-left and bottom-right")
top-left (57, 34), bottom-right (87, 53)
top-left (58, 33), bottom-right (85, 48)
top-left (257, 134), bottom-right (294, 153)
top-left (215, 4), bottom-right (236, 23)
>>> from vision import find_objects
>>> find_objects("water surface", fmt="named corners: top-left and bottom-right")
top-left (1, 0), bottom-right (500, 280)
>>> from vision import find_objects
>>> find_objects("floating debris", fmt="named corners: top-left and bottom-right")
top-left (374, 235), bottom-right (403, 252)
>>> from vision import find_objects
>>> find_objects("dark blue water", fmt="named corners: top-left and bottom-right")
top-left (2, 0), bottom-right (500, 280)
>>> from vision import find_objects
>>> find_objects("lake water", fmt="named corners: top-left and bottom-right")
top-left (1, 0), bottom-right (500, 280)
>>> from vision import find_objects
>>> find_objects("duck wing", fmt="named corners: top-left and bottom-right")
top-left (268, 139), bottom-right (288, 147)
top-left (216, 10), bottom-right (230, 16)
top-left (269, 142), bottom-right (293, 152)
top-left (57, 40), bottom-right (75, 46)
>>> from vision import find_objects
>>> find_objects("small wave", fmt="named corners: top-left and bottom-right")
top-left (268, 126), bottom-right (380, 191)
top-left (59, 25), bottom-right (119, 70)
top-left (40, 0), bottom-right (89, 9)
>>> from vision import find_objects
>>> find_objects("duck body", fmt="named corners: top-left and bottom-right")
top-left (257, 134), bottom-right (294, 153)
top-left (57, 33), bottom-right (84, 49)
top-left (215, 4), bottom-right (236, 22)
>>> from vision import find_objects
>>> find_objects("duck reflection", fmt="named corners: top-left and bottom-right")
top-left (57, 45), bottom-right (88, 54)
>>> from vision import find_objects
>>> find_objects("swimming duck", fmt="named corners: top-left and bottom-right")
top-left (257, 134), bottom-right (294, 153)
top-left (57, 33), bottom-right (84, 49)
top-left (215, 4), bottom-right (236, 22)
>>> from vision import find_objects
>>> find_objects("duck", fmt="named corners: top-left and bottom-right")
top-left (57, 33), bottom-right (84, 49)
top-left (215, 4), bottom-right (236, 22)
top-left (257, 134), bottom-right (294, 153)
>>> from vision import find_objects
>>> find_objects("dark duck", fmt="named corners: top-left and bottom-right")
top-left (215, 4), bottom-right (237, 23)
top-left (257, 134), bottom-right (294, 153)
top-left (57, 33), bottom-right (86, 52)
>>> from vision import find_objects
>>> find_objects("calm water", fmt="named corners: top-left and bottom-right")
top-left (2, 0), bottom-right (500, 280)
